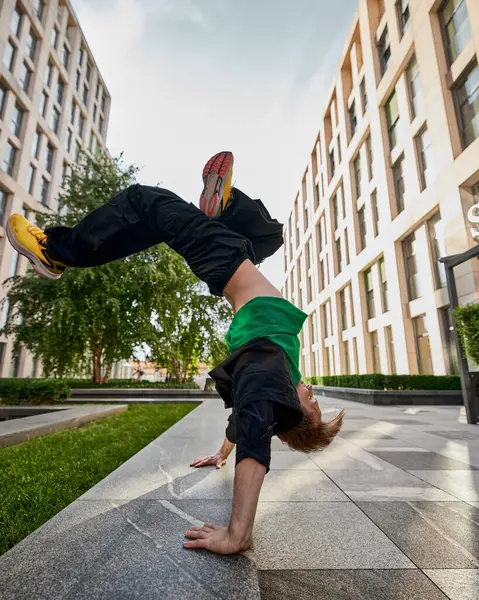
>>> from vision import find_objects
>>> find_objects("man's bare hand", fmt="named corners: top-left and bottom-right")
top-left (183, 523), bottom-right (251, 555)
top-left (190, 452), bottom-right (227, 469)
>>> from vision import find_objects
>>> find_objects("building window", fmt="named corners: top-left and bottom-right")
top-left (314, 180), bottom-right (320, 210)
top-left (0, 188), bottom-right (8, 225)
top-left (386, 90), bottom-right (400, 150)
top-left (454, 63), bottom-right (479, 149)
top-left (336, 238), bottom-right (343, 274)
top-left (396, 0), bottom-right (410, 36)
top-left (415, 127), bottom-right (433, 190)
top-left (82, 84), bottom-right (89, 106)
top-left (439, 0), bottom-right (471, 66)
top-left (101, 94), bottom-right (106, 113)
top-left (0, 83), bottom-right (6, 118)
top-left (319, 258), bottom-right (326, 292)
top-left (4, 40), bottom-right (17, 72)
top-left (344, 228), bottom-right (350, 265)
top-left (429, 214), bottom-right (447, 289)
top-left (354, 154), bottom-right (362, 199)
top-left (360, 78), bottom-right (368, 115)
top-left (3, 141), bottom-right (17, 176)
top-left (344, 340), bottom-right (351, 374)
top-left (378, 27), bottom-right (391, 76)
top-left (403, 233), bottom-right (421, 300)
top-left (44, 61), bottom-right (54, 88)
top-left (99, 115), bottom-right (104, 136)
top-left (57, 78), bottom-right (65, 105)
top-left (332, 194), bottom-right (339, 231)
top-left (0, 298), bottom-right (10, 330)
top-left (19, 62), bottom-right (32, 94)
top-left (62, 161), bottom-right (69, 186)
top-left (385, 326), bottom-right (397, 373)
top-left (10, 103), bottom-right (24, 138)
top-left (407, 55), bottom-right (423, 119)
top-left (34, 0), bottom-right (45, 21)
top-left (393, 155), bottom-right (405, 213)
top-left (79, 114), bottom-right (85, 138)
top-left (366, 135), bottom-right (373, 181)
top-left (26, 164), bottom-right (36, 194)
top-left (45, 143), bottom-right (54, 173)
top-left (379, 257), bottom-right (389, 312)
top-left (9, 250), bottom-right (20, 278)
top-left (51, 26), bottom-right (59, 50)
top-left (329, 147), bottom-right (336, 179)
top-left (62, 44), bottom-right (70, 70)
top-left (440, 308), bottom-right (459, 374)
top-left (75, 70), bottom-right (81, 91)
top-left (413, 315), bottom-right (433, 374)
top-left (323, 302), bottom-right (332, 338)
top-left (75, 141), bottom-right (81, 162)
top-left (365, 268), bottom-right (375, 319)
top-left (349, 100), bottom-right (357, 139)
top-left (340, 288), bottom-right (348, 330)
top-left (71, 101), bottom-right (77, 125)
top-left (358, 206), bottom-right (367, 251)
top-left (371, 330), bottom-right (380, 372)
top-left (79, 46), bottom-right (85, 67)
top-left (26, 29), bottom-right (37, 61)
top-left (50, 107), bottom-right (60, 134)
top-left (66, 128), bottom-right (73, 153)
top-left (93, 104), bottom-right (98, 123)
top-left (11, 6), bottom-right (23, 38)
top-left (32, 130), bottom-right (42, 158)
top-left (371, 190), bottom-right (379, 237)
top-left (40, 92), bottom-right (48, 118)
top-left (40, 176), bottom-right (49, 206)
top-left (86, 61), bottom-right (92, 82)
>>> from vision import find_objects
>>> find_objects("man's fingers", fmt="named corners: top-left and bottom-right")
top-left (183, 539), bottom-right (207, 549)
top-left (184, 530), bottom-right (209, 540)
top-left (216, 459), bottom-right (227, 469)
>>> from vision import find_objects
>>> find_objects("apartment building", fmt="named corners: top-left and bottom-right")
top-left (0, 0), bottom-right (111, 376)
top-left (284, 0), bottom-right (479, 378)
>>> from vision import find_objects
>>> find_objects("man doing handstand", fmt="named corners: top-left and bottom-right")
top-left (6, 151), bottom-right (344, 555)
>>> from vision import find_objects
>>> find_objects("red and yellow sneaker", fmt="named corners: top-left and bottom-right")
top-left (6, 214), bottom-right (66, 280)
top-left (199, 151), bottom-right (234, 217)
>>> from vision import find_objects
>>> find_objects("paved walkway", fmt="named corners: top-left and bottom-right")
top-left (0, 396), bottom-right (478, 599)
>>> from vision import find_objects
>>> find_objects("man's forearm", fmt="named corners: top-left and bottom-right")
top-left (228, 458), bottom-right (266, 546)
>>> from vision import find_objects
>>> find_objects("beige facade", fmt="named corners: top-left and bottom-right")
top-left (0, 0), bottom-right (110, 377)
top-left (284, 0), bottom-right (479, 378)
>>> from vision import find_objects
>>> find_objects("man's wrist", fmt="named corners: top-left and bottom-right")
top-left (227, 521), bottom-right (252, 547)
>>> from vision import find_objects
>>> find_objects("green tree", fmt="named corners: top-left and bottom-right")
top-left (2, 151), bottom-right (227, 382)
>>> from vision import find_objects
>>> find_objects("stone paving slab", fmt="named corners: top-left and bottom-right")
top-left (258, 570), bottom-right (450, 600)
top-left (1, 394), bottom-right (479, 599)
top-left (0, 404), bottom-right (127, 448)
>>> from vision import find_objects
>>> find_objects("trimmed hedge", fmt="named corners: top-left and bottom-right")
top-left (455, 303), bottom-right (479, 364)
top-left (0, 379), bottom-right (70, 405)
top-left (66, 379), bottom-right (199, 389)
top-left (303, 374), bottom-right (461, 391)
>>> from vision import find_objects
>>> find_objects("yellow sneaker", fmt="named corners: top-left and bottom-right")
top-left (6, 214), bottom-right (66, 280)
top-left (199, 151), bottom-right (234, 217)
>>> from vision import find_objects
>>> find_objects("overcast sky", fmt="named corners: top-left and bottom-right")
top-left (71, 0), bottom-right (358, 287)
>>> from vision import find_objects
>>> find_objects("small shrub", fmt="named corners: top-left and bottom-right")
top-left (0, 379), bottom-right (70, 405)
top-left (455, 303), bottom-right (479, 365)
top-left (66, 379), bottom-right (199, 389)
top-left (303, 374), bottom-right (461, 391)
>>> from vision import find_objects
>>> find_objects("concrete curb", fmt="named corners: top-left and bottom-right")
top-left (0, 405), bottom-right (128, 448)
top-left (313, 385), bottom-right (463, 405)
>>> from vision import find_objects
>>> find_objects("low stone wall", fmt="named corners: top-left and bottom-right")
top-left (70, 388), bottom-right (219, 399)
top-left (313, 385), bottom-right (463, 406)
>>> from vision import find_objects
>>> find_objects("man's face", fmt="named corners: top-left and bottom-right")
top-left (296, 381), bottom-right (321, 425)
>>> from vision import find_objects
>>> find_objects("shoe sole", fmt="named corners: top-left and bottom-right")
top-left (199, 151), bottom-right (233, 217)
top-left (6, 220), bottom-right (62, 280)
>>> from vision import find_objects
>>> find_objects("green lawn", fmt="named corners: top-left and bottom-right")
top-left (0, 403), bottom-right (197, 557)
